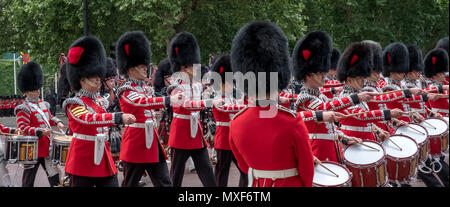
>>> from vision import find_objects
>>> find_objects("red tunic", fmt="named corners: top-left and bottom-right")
top-left (118, 80), bottom-right (168, 163)
top-left (426, 82), bottom-right (449, 116)
top-left (382, 78), bottom-right (428, 122)
top-left (339, 86), bottom-right (391, 141)
top-left (212, 96), bottom-right (246, 150)
top-left (15, 99), bottom-right (60, 158)
top-left (230, 105), bottom-right (315, 187)
top-left (294, 86), bottom-right (359, 162)
top-left (63, 94), bottom-right (118, 177)
top-left (363, 80), bottom-right (412, 133)
top-left (168, 81), bottom-right (210, 149)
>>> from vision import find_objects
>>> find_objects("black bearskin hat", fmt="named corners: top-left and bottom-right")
top-left (153, 58), bottom-right (173, 93)
top-left (210, 54), bottom-right (232, 84)
top-left (116, 31), bottom-right (151, 75)
top-left (382, 42), bottom-right (409, 77)
top-left (169, 32), bottom-right (201, 73)
top-left (105, 57), bottom-right (118, 78)
top-left (362, 40), bottom-right (383, 73)
top-left (407, 45), bottom-right (424, 73)
top-left (292, 31), bottom-right (332, 81)
top-left (423, 48), bottom-right (449, 78)
top-left (337, 42), bottom-right (373, 82)
top-left (330, 48), bottom-right (341, 70)
top-left (67, 36), bottom-right (107, 92)
top-left (435, 37), bottom-right (449, 55)
top-left (231, 21), bottom-right (291, 96)
top-left (18, 62), bottom-right (43, 93)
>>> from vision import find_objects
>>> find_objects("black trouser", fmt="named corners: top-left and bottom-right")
top-left (214, 149), bottom-right (248, 187)
top-left (418, 156), bottom-right (449, 187)
top-left (170, 147), bottom-right (217, 187)
top-left (69, 174), bottom-right (119, 187)
top-left (22, 157), bottom-right (60, 187)
top-left (121, 144), bottom-right (172, 187)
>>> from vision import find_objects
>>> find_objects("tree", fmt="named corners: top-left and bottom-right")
top-left (304, 0), bottom-right (449, 52)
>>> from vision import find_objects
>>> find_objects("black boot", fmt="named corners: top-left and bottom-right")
top-left (48, 174), bottom-right (61, 187)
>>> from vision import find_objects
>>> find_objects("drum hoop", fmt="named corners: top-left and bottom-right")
top-left (394, 124), bottom-right (429, 145)
top-left (313, 161), bottom-right (353, 187)
top-left (383, 134), bottom-right (419, 160)
top-left (6, 136), bottom-right (39, 141)
top-left (421, 118), bottom-right (449, 136)
top-left (343, 140), bottom-right (386, 168)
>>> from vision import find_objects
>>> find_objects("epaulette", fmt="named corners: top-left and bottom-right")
top-left (14, 104), bottom-right (31, 115)
top-left (116, 83), bottom-right (136, 96)
top-left (62, 97), bottom-right (85, 110)
top-left (277, 105), bottom-right (297, 118)
top-left (231, 106), bottom-right (249, 120)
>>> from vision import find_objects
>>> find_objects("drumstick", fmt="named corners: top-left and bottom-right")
top-left (379, 90), bottom-right (403, 95)
top-left (422, 120), bottom-right (437, 130)
top-left (356, 142), bottom-right (380, 151)
top-left (400, 110), bottom-right (423, 115)
top-left (392, 118), bottom-right (426, 135)
top-left (385, 138), bottom-right (403, 151)
top-left (318, 163), bottom-right (339, 178)
top-left (340, 112), bottom-right (369, 119)
top-left (407, 125), bottom-right (425, 135)
top-left (58, 128), bottom-right (69, 138)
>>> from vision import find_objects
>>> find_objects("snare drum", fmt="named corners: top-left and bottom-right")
top-left (394, 124), bottom-right (429, 162)
top-left (2, 136), bottom-right (38, 164)
top-left (51, 136), bottom-right (73, 166)
top-left (313, 161), bottom-right (352, 187)
top-left (382, 135), bottom-right (419, 183)
top-left (343, 141), bottom-right (387, 187)
top-left (419, 118), bottom-right (449, 156)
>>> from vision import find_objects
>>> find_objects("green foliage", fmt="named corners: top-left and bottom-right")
top-left (304, 0), bottom-right (449, 52)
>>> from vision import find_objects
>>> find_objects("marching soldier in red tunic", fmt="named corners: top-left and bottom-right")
top-left (336, 42), bottom-right (405, 142)
top-left (361, 41), bottom-right (419, 135)
top-left (15, 62), bottom-right (64, 187)
top-left (425, 40), bottom-right (449, 117)
top-left (64, 36), bottom-right (136, 187)
top-left (229, 21), bottom-right (345, 187)
top-left (168, 31), bottom-right (221, 187)
top-left (208, 54), bottom-right (248, 187)
top-left (381, 42), bottom-right (437, 123)
top-left (422, 47), bottom-right (449, 187)
top-left (292, 31), bottom-right (373, 162)
top-left (115, 31), bottom-right (183, 187)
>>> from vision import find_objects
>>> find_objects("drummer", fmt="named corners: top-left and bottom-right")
top-left (14, 62), bottom-right (64, 187)
top-left (336, 42), bottom-right (405, 143)
top-left (291, 31), bottom-right (375, 163)
top-left (0, 124), bottom-right (21, 187)
top-left (422, 48), bottom-right (449, 187)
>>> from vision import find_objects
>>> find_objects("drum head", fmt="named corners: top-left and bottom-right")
top-left (54, 136), bottom-right (73, 143)
top-left (313, 162), bottom-right (351, 186)
top-left (344, 141), bottom-right (384, 165)
top-left (382, 135), bottom-right (418, 158)
top-left (419, 118), bottom-right (448, 136)
top-left (395, 124), bottom-right (428, 145)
